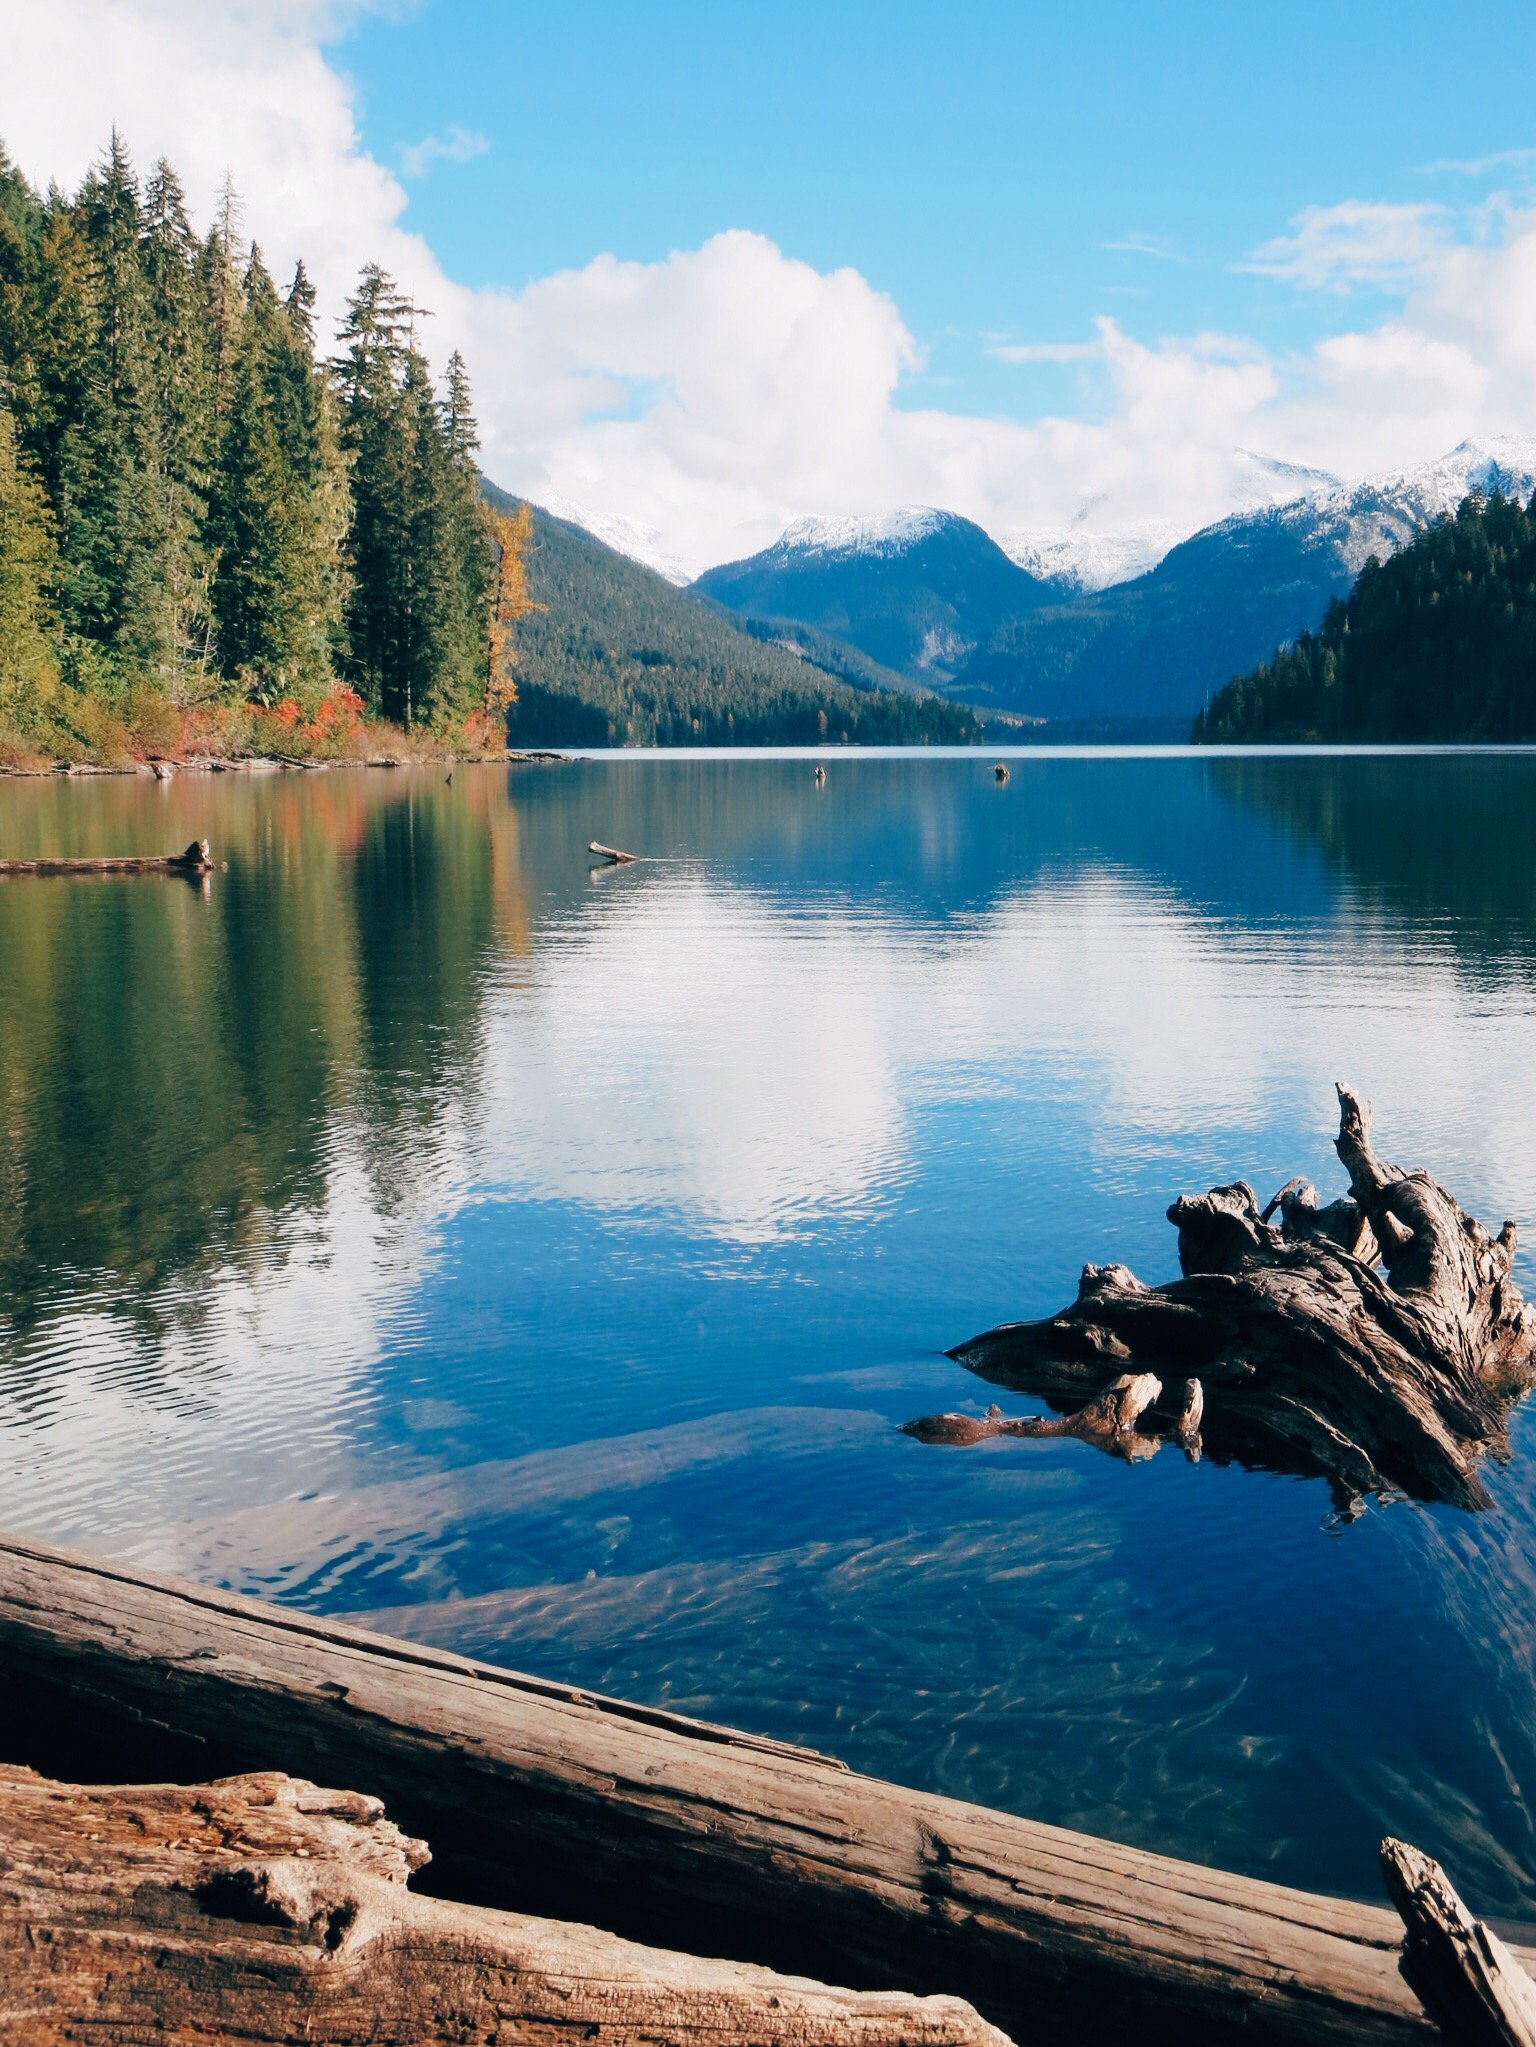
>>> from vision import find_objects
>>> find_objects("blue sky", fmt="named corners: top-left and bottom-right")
top-left (12, 0), bottom-right (1536, 570)
top-left (342, 0), bottom-right (1536, 416)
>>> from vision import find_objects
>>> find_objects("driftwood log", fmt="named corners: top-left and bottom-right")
top-left (907, 1087), bottom-right (1536, 1513)
top-left (588, 839), bottom-right (638, 864)
top-left (0, 1765), bottom-right (1003, 2046)
top-left (0, 1532), bottom-right (1512, 2047)
top-left (1381, 1839), bottom-right (1536, 2047)
top-left (0, 837), bottom-right (215, 878)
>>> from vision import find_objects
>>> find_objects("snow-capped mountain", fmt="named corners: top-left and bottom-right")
top-left (1000, 525), bottom-right (1189, 592)
top-left (764, 506), bottom-right (954, 559)
top-left (532, 492), bottom-right (693, 587)
top-left (950, 437), bottom-right (1536, 726)
top-left (1252, 437), bottom-right (1536, 576)
top-left (546, 437), bottom-right (1536, 724)
top-left (1000, 454), bottom-right (1342, 592)
top-left (691, 508), bottom-right (1051, 681)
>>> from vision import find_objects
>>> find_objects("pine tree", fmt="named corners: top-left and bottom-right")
top-left (332, 263), bottom-right (417, 720)
top-left (207, 246), bottom-right (346, 696)
top-left (140, 157), bottom-right (214, 687)
top-left (0, 399), bottom-right (61, 730)
top-left (69, 131), bottom-right (167, 683)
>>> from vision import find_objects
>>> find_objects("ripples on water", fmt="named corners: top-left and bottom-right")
top-left (5, 748), bottom-right (1536, 1909)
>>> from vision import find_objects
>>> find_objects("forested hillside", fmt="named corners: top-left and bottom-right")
top-left (0, 133), bottom-right (515, 763)
top-left (1194, 494), bottom-right (1536, 743)
top-left (495, 492), bottom-right (982, 746)
top-left (947, 512), bottom-right (1351, 724)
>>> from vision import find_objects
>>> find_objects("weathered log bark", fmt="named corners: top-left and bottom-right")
top-left (0, 1531), bottom-right (1505, 2047)
top-left (0, 1764), bottom-right (1004, 2046)
top-left (588, 839), bottom-right (638, 864)
top-left (0, 838), bottom-right (215, 878)
top-left (909, 1087), bottom-right (1536, 1513)
top-left (1380, 1838), bottom-right (1536, 2047)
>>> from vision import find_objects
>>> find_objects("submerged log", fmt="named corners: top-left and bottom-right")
top-left (0, 1531), bottom-right (1502, 2047)
top-left (588, 839), bottom-right (638, 864)
top-left (908, 1087), bottom-right (1536, 1513)
top-left (1380, 1839), bottom-right (1536, 2047)
top-left (0, 1765), bottom-right (1004, 2047)
top-left (905, 1372), bottom-right (1167, 1459)
top-left (0, 837), bottom-right (215, 878)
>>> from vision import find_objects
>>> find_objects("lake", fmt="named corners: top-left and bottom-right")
top-left (5, 746), bottom-right (1536, 1917)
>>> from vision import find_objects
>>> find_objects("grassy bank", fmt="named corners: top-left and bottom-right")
top-left (0, 681), bottom-right (506, 774)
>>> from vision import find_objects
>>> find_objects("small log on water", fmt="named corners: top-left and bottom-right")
top-left (0, 1765), bottom-right (1005, 2047)
top-left (0, 837), bottom-right (216, 878)
top-left (908, 1086), bottom-right (1536, 1512)
top-left (588, 840), bottom-right (638, 864)
top-left (1381, 1839), bottom-right (1536, 2047)
top-left (0, 1531), bottom-right (1505, 2047)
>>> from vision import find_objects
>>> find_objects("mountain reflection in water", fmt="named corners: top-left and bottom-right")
top-left (4, 749), bottom-right (1536, 1912)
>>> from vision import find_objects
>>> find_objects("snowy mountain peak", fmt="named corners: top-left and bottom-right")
top-left (998, 525), bottom-right (1185, 592)
top-left (997, 452), bottom-right (1342, 592)
top-left (771, 507), bottom-right (959, 559)
top-left (1245, 435), bottom-right (1536, 577)
top-left (532, 492), bottom-right (693, 586)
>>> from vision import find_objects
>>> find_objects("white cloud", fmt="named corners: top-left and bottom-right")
top-left (399, 123), bottom-right (489, 180)
top-left (1244, 200), bottom-right (1453, 293)
top-left (6, 1), bottom-right (1536, 576)
top-left (988, 338), bottom-right (1102, 365)
top-left (1420, 146), bottom-right (1536, 179)
top-left (1099, 231), bottom-right (1190, 263)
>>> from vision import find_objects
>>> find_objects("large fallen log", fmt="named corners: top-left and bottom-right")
top-left (0, 837), bottom-right (216, 878)
top-left (908, 1086), bottom-right (1536, 1513)
top-left (0, 1531), bottom-right (1503, 2047)
top-left (0, 1764), bottom-right (1003, 2045)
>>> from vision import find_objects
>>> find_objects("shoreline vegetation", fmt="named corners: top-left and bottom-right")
top-left (0, 131), bottom-right (529, 773)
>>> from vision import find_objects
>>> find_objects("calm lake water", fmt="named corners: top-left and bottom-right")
top-left (6, 746), bottom-right (1536, 1914)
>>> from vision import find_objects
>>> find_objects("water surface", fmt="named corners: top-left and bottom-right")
top-left (5, 748), bottom-right (1536, 1912)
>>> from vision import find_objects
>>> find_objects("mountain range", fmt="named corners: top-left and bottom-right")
top-left (487, 486), bottom-right (980, 746)
top-left (537, 439), bottom-right (1536, 732)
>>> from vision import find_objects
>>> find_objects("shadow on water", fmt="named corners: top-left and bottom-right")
top-left (7, 752), bottom-right (1536, 1914)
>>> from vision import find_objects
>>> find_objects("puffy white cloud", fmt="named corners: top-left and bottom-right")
top-left (7, 1), bottom-right (1536, 575)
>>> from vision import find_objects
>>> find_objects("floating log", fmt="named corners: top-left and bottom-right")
top-left (1381, 1839), bottom-right (1536, 2047)
top-left (0, 1763), bottom-right (1003, 2046)
top-left (908, 1086), bottom-right (1536, 1514)
top-left (0, 837), bottom-right (216, 879)
top-left (0, 1531), bottom-right (1502, 2047)
top-left (588, 840), bottom-right (638, 864)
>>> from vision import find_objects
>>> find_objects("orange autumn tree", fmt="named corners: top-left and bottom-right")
top-left (471, 502), bottom-right (541, 746)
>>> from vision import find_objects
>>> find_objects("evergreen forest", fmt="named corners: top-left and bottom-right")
top-left (0, 132), bottom-right (519, 764)
top-left (1194, 493), bottom-right (1536, 743)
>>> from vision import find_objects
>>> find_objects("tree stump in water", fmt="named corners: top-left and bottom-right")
top-left (906, 1086), bottom-right (1536, 1513)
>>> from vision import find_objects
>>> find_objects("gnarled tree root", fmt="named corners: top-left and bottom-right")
top-left (906, 1087), bottom-right (1536, 1514)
